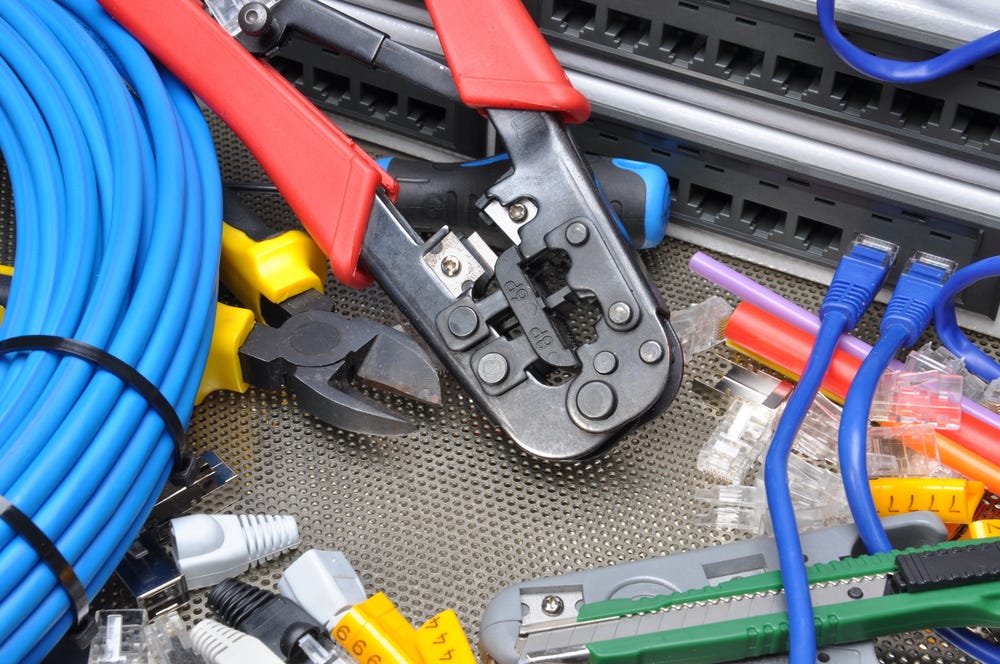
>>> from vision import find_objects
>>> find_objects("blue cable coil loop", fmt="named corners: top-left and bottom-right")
top-left (934, 256), bottom-right (1000, 383)
top-left (817, 0), bottom-right (1000, 84)
top-left (0, 0), bottom-right (221, 661)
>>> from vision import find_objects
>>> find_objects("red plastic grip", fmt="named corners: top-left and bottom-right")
top-left (424, 0), bottom-right (590, 123)
top-left (725, 301), bottom-right (860, 400)
top-left (99, 0), bottom-right (397, 289)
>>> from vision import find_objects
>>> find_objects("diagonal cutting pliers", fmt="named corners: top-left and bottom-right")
top-left (98, 0), bottom-right (685, 460)
top-left (198, 191), bottom-right (441, 435)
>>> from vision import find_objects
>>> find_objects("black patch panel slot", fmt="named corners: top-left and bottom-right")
top-left (954, 105), bottom-right (1000, 148)
top-left (772, 56), bottom-right (822, 99)
top-left (795, 216), bottom-right (842, 256)
top-left (406, 98), bottom-right (447, 135)
top-left (716, 40), bottom-right (763, 83)
top-left (740, 200), bottom-right (786, 238)
top-left (553, 0), bottom-right (596, 35)
top-left (689, 184), bottom-right (734, 222)
top-left (606, 9), bottom-right (652, 50)
top-left (270, 55), bottom-right (304, 87)
top-left (658, 25), bottom-right (707, 67)
top-left (309, 65), bottom-right (350, 101)
top-left (891, 90), bottom-right (944, 132)
top-left (831, 72), bottom-right (881, 116)
top-left (360, 83), bottom-right (398, 121)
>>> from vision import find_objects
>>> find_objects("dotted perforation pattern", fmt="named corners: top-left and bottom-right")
top-left (78, 114), bottom-right (1000, 664)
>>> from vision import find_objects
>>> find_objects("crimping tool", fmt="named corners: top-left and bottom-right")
top-left (200, 192), bottom-right (442, 435)
top-left (99, 0), bottom-right (685, 460)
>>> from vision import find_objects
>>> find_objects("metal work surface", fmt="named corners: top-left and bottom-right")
top-left (67, 117), bottom-right (1000, 663)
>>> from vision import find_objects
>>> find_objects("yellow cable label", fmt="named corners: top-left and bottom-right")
top-left (334, 592), bottom-right (421, 664)
top-left (415, 610), bottom-right (475, 664)
top-left (869, 477), bottom-right (985, 524)
top-left (962, 519), bottom-right (1000, 540)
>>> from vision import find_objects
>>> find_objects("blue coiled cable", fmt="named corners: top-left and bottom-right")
top-left (0, 0), bottom-right (221, 661)
top-left (817, 0), bottom-right (1000, 84)
top-left (934, 256), bottom-right (1000, 383)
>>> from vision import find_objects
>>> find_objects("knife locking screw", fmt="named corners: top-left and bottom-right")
top-left (440, 255), bottom-right (462, 277)
top-left (507, 201), bottom-right (529, 222)
top-left (541, 595), bottom-right (564, 616)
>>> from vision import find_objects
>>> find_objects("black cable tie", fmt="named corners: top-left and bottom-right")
top-left (0, 335), bottom-right (186, 470)
top-left (0, 494), bottom-right (89, 629)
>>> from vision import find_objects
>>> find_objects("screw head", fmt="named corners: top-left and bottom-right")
top-left (507, 202), bottom-right (528, 222)
top-left (477, 353), bottom-right (509, 385)
top-left (593, 351), bottom-right (618, 375)
top-left (541, 595), bottom-right (564, 616)
top-left (239, 2), bottom-right (271, 35)
top-left (565, 221), bottom-right (589, 246)
top-left (607, 301), bottom-right (632, 325)
top-left (576, 381), bottom-right (616, 420)
top-left (639, 340), bottom-right (664, 364)
top-left (440, 255), bottom-right (462, 277)
top-left (447, 306), bottom-right (478, 339)
top-left (847, 586), bottom-right (864, 600)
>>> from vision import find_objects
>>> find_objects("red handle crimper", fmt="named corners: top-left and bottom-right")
top-left (100, 0), bottom-right (684, 460)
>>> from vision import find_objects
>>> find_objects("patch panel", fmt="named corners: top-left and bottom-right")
top-left (523, 0), bottom-right (1000, 166)
top-left (569, 115), bottom-right (1000, 318)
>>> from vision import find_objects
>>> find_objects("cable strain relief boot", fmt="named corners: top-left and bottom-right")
top-left (171, 513), bottom-right (300, 589)
top-left (818, 282), bottom-right (865, 327)
top-left (240, 514), bottom-right (300, 566)
top-left (190, 619), bottom-right (284, 664)
top-left (208, 578), bottom-right (331, 660)
top-left (819, 234), bottom-right (898, 328)
top-left (881, 252), bottom-right (957, 346)
top-left (881, 295), bottom-right (930, 346)
top-left (208, 578), bottom-right (273, 628)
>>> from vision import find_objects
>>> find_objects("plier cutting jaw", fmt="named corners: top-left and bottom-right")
top-left (99, 0), bottom-right (684, 460)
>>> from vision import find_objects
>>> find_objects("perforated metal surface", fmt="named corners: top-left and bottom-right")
top-left (78, 115), bottom-right (1000, 663)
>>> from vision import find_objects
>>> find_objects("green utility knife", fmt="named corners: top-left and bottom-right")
top-left (517, 538), bottom-right (1000, 664)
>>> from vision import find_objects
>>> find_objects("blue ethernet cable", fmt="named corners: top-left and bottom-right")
top-left (765, 235), bottom-right (895, 664)
top-left (933, 256), bottom-right (1000, 383)
top-left (840, 253), bottom-right (1000, 664)
top-left (0, 0), bottom-right (221, 661)
top-left (817, 0), bottom-right (1000, 84)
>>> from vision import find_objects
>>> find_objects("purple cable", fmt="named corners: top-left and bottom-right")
top-left (688, 251), bottom-right (1000, 431)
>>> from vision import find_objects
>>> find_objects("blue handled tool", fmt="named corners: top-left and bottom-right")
top-left (377, 154), bottom-right (669, 249)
